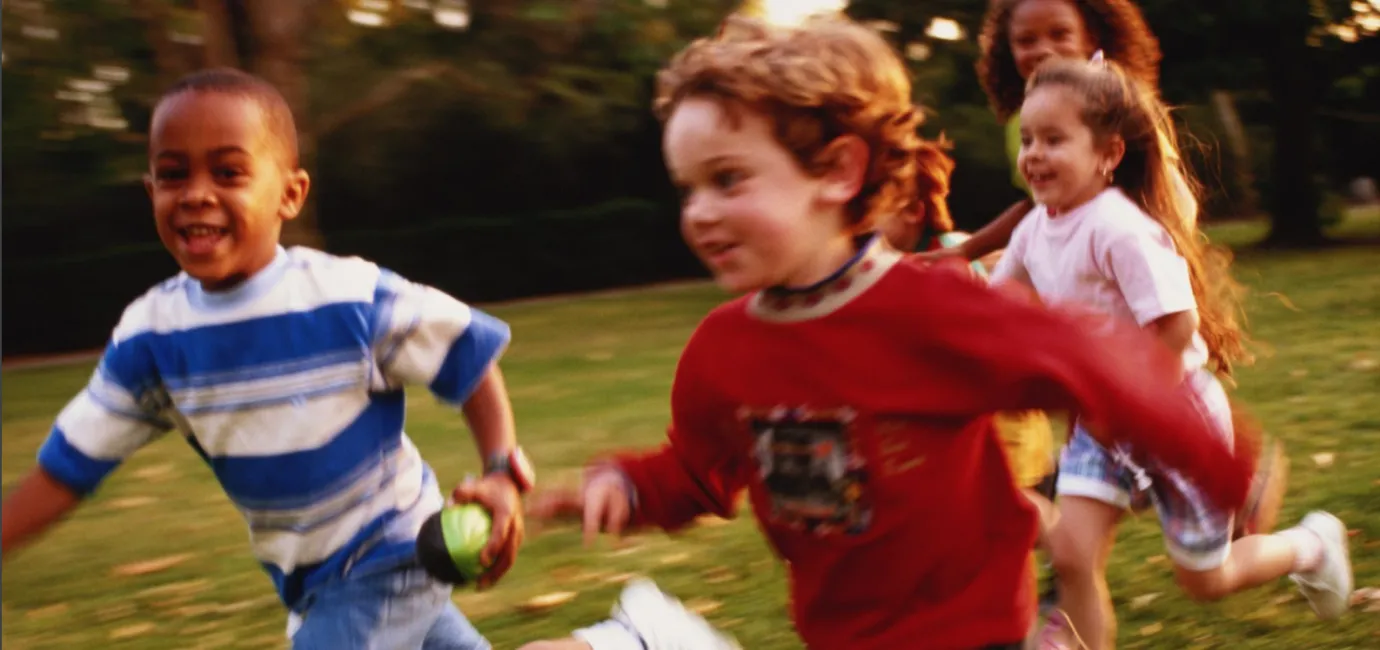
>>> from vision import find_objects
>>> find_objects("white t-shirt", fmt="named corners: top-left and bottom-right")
top-left (992, 187), bottom-right (1208, 372)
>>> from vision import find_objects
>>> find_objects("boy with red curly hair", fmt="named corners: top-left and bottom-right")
top-left (524, 14), bottom-right (1253, 650)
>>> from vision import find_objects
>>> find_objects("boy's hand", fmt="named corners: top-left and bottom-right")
top-left (451, 474), bottom-right (524, 590)
top-left (527, 466), bottom-right (632, 547)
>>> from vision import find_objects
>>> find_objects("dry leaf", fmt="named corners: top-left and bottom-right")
top-left (519, 591), bottom-right (577, 613)
top-left (112, 553), bottom-right (193, 577)
top-left (1349, 357), bottom-right (1377, 371)
top-left (25, 603), bottom-right (69, 619)
top-left (137, 579), bottom-right (211, 599)
top-left (1272, 593), bottom-right (1297, 606)
top-left (1139, 622), bottom-right (1163, 636)
top-left (685, 598), bottom-right (722, 615)
top-left (109, 622), bottom-right (156, 639)
top-left (109, 496), bottom-right (156, 509)
top-left (1130, 593), bottom-right (1161, 609)
top-left (133, 464), bottom-right (176, 480)
top-left (1146, 554), bottom-right (1167, 565)
top-left (704, 566), bottom-right (738, 584)
top-left (659, 552), bottom-right (690, 565)
top-left (1289, 369), bottom-right (1309, 378)
top-left (603, 572), bottom-right (635, 585)
top-left (1311, 453), bottom-right (1335, 468)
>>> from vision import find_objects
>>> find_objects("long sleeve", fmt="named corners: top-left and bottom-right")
top-left (610, 320), bottom-right (748, 532)
top-left (907, 266), bottom-right (1252, 511)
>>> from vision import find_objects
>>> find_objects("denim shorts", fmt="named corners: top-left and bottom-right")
top-left (1056, 367), bottom-right (1236, 571)
top-left (286, 563), bottom-right (490, 650)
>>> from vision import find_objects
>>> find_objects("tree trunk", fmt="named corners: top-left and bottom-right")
top-left (196, 0), bottom-right (325, 250)
top-left (1261, 34), bottom-right (1326, 248)
top-left (243, 0), bottom-right (323, 249)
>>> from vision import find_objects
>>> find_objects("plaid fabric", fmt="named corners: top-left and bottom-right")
top-left (1056, 368), bottom-right (1236, 571)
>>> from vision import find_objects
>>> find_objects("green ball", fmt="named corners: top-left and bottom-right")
top-left (417, 504), bottom-right (492, 584)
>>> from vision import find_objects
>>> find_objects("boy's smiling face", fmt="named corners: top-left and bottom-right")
top-left (145, 91), bottom-right (309, 291)
top-left (663, 97), bottom-right (862, 294)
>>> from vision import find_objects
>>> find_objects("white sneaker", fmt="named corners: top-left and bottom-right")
top-left (1289, 511), bottom-right (1353, 620)
top-left (572, 578), bottom-right (741, 650)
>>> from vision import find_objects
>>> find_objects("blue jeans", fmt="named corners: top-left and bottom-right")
top-left (288, 563), bottom-right (490, 650)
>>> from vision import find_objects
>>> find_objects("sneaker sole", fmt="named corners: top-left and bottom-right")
top-left (1300, 512), bottom-right (1354, 620)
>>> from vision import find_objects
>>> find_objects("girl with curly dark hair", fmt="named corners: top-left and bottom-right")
top-left (920, 0), bottom-right (1166, 265)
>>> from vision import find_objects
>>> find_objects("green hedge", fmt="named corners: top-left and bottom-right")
top-left (3, 199), bottom-right (702, 356)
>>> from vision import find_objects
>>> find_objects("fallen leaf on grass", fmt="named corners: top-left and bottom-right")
top-left (603, 572), bottom-right (635, 585)
top-left (519, 591), bottom-right (577, 613)
top-left (1349, 357), bottom-right (1377, 371)
top-left (109, 496), bottom-right (157, 509)
top-left (112, 553), bottom-right (193, 577)
top-left (1146, 555), bottom-right (1167, 565)
top-left (1139, 622), bottom-right (1163, 636)
top-left (1272, 593), bottom-right (1297, 606)
top-left (695, 515), bottom-right (732, 527)
top-left (25, 603), bottom-right (69, 619)
top-left (1311, 453), bottom-right (1335, 468)
top-left (109, 622), bottom-right (156, 639)
top-left (133, 463), bottom-right (176, 480)
top-left (659, 552), bottom-right (690, 565)
top-left (704, 566), bottom-right (738, 584)
top-left (685, 598), bottom-right (722, 616)
top-left (1130, 593), bottom-right (1161, 609)
top-left (137, 579), bottom-right (211, 599)
top-left (1289, 369), bottom-right (1309, 378)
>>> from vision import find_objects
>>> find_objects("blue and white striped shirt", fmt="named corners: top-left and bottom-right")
top-left (37, 246), bottom-right (510, 609)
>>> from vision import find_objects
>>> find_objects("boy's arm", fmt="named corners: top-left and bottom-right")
top-left (604, 322), bottom-right (747, 533)
top-left (1, 469), bottom-right (81, 556)
top-left (910, 270), bottom-right (1252, 511)
top-left (2, 336), bottom-right (171, 560)
top-left (371, 269), bottom-right (521, 586)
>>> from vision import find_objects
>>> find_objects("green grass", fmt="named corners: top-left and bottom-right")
top-left (3, 213), bottom-right (1379, 649)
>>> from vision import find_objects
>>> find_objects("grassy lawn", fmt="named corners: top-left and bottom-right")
top-left (3, 213), bottom-right (1378, 649)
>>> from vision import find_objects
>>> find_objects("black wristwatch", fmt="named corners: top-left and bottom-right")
top-left (484, 446), bottom-right (535, 495)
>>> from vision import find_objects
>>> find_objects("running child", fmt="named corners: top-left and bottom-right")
top-left (0, 68), bottom-right (535, 650)
top-left (991, 57), bottom-right (1352, 650)
top-left (519, 15), bottom-right (1254, 650)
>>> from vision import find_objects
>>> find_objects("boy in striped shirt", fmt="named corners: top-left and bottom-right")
top-left (0, 68), bottom-right (530, 650)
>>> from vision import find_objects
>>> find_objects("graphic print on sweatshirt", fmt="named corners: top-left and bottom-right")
top-left (741, 405), bottom-right (873, 536)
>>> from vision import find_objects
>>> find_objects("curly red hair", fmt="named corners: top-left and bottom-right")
top-left (654, 14), bottom-right (933, 233)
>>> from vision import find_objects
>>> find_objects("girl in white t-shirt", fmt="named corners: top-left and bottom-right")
top-left (992, 58), bottom-right (1353, 650)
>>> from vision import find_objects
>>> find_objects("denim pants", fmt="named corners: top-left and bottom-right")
top-left (287, 563), bottom-right (490, 650)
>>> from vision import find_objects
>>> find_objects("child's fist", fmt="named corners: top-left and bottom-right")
top-left (526, 466), bottom-right (633, 548)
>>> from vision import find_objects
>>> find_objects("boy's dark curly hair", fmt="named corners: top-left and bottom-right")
top-left (977, 0), bottom-right (1162, 121)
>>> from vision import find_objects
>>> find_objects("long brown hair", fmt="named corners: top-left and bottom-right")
top-left (1027, 58), bottom-right (1250, 376)
top-left (978, 0), bottom-right (1161, 121)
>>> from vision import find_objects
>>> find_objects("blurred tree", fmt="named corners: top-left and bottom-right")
top-left (1141, 0), bottom-right (1380, 246)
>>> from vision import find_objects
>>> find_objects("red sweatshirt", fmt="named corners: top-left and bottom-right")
top-left (611, 238), bottom-right (1251, 649)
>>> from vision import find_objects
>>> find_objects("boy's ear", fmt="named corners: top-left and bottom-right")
top-left (815, 134), bottom-right (869, 207)
top-left (279, 169), bottom-right (311, 221)
top-left (143, 173), bottom-right (155, 200)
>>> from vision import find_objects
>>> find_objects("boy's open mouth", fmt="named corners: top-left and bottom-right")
top-left (178, 225), bottom-right (230, 256)
top-left (1027, 171), bottom-right (1055, 185)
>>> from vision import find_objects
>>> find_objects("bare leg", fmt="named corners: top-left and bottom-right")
top-left (1173, 533), bottom-right (1297, 601)
top-left (1049, 496), bottom-right (1123, 650)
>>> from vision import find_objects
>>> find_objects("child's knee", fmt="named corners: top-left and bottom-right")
top-left (1173, 565), bottom-right (1232, 602)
